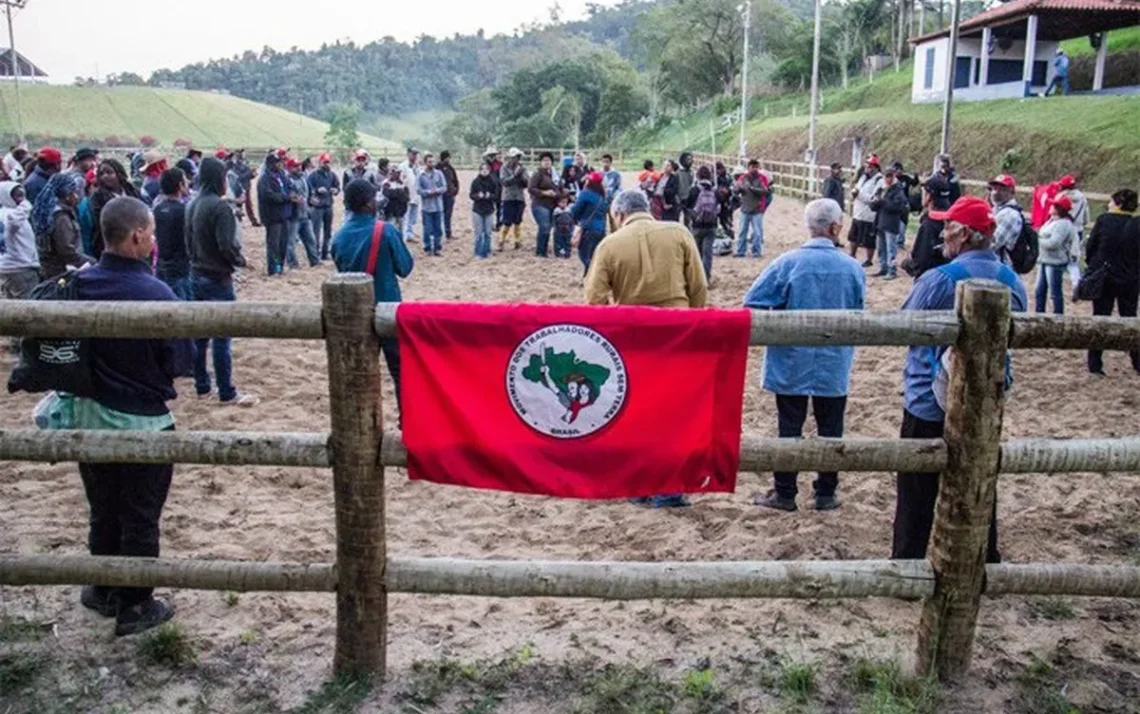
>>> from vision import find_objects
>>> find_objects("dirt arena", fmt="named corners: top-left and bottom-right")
top-left (2, 171), bottom-right (1139, 713)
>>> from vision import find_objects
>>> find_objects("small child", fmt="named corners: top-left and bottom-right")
top-left (552, 195), bottom-right (574, 259)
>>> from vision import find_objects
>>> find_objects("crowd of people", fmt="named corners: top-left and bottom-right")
top-left (2, 138), bottom-right (1139, 639)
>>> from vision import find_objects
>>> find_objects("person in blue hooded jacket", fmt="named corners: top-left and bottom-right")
top-left (331, 179), bottom-right (414, 417)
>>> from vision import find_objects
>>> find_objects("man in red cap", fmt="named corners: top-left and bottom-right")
top-left (1056, 174), bottom-right (1089, 289)
top-left (987, 174), bottom-right (1024, 265)
top-left (306, 152), bottom-right (340, 261)
top-left (24, 146), bottom-right (63, 203)
top-left (892, 195), bottom-right (1027, 563)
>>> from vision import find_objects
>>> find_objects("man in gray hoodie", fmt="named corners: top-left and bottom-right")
top-left (186, 157), bottom-right (258, 407)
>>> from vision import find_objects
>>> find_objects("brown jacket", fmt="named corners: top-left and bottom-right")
top-left (527, 168), bottom-right (558, 210)
top-left (39, 206), bottom-right (92, 280)
top-left (585, 213), bottom-right (708, 308)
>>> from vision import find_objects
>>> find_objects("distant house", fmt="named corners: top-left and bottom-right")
top-left (0, 48), bottom-right (48, 81)
top-left (909, 0), bottom-right (1140, 103)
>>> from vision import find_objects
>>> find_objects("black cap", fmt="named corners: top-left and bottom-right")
top-left (73, 147), bottom-right (97, 162)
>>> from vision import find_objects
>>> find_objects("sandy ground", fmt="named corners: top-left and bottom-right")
top-left (2, 171), bottom-right (1140, 713)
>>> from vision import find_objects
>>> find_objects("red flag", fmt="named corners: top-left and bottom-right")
top-left (1031, 183), bottom-right (1059, 230)
top-left (397, 303), bottom-right (751, 500)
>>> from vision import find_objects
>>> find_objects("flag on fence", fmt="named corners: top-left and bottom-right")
top-left (397, 303), bottom-right (751, 499)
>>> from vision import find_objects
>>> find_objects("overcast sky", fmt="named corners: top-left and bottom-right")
top-left (10, 0), bottom-right (621, 83)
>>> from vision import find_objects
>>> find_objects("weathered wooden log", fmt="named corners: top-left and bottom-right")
top-left (0, 300), bottom-right (324, 339)
top-left (1010, 314), bottom-right (1140, 351)
top-left (323, 273), bottom-right (387, 678)
top-left (918, 279), bottom-right (1012, 681)
top-left (1001, 438), bottom-right (1140, 473)
top-left (385, 558), bottom-right (935, 600)
top-left (986, 564), bottom-right (1140, 598)
top-left (0, 429), bottom-right (330, 467)
top-left (0, 554), bottom-right (335, 591)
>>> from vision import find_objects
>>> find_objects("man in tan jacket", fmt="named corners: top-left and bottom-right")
top-left (585, 189), bottom-right (708, 308)
top-left (585, 189), bottom-right (707, 508)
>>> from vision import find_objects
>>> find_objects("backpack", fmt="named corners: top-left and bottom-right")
top-left (8, 271), bottom-right (96, 397)
top-left (694, 184), bottom-right (719, 225)
top-left (1002, 207), bottom-right (1039, 274)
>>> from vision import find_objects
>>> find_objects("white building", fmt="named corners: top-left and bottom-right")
top-left (0, 48), bottom-right (47, 81)
top-left (909, 0), bottom-right (1140, 103)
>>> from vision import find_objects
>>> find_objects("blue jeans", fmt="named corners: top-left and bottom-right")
top-left (288, 217), bottom-right (320, 267)
top-left (1047, 74), bottom-right (1070, 96)
top-left (693, 228), bottom-right (716, 280)
top-left (422, 211), bottom-right (443, 252)
top-left (532, 205), bottom-right (552, 257)
top-left (1035, 263), bottom-right (1066, 315)
top-left (443, 194), bottom-right (456, 238)
top-left (190, 273), bottom-right (237, 402)
top-left (403, 203), bottom-right (420, 242)
top-left (735, 212), bottom-right (764, 257)
top-left (157, 273), bottom-right (192, 301)
top-left (877, 230), bottom-right (900, 275)
top-left (310, 206), bottom-right (334, 259)
top-left (265, 222), bottom-right (287, 275)
top-left (578, 230), bottom-right (603, 274)
top-left (472, 212), bottom-right (493, 258)
top-left (554, 229), bottom-right (572, 258)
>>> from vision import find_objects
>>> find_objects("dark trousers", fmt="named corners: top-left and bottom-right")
top-left (578, 230), bottom-right (602, 275)
top-left (381, 338), bottom-right (402, 424)
top-left (442, 194), bottom-right (456, 238)
top-left (773, 395), bottom-right (846, 498)
top-left (1088, 280), bottom-right (1140, 373)
top-left (265, 222), bottom-right (288, 275)
top-left (311, 206), bottom-right (334, 259)
top-left (242, 189), bottom-right (258, 225)
top-left (554, 229), bottom-right (573, 259)
top-left (891, 410), bottom-right (1001, 562)
top-left (80, 454), bottom-right (173, 607)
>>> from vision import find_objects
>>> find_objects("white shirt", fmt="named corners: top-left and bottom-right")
top-left (398, 160), bottom-right (422, 206)
top-left (853, 173), bottom-right (883, 223)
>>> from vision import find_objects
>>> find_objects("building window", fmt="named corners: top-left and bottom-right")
top-left (924, 47), bottom-right (936, 89)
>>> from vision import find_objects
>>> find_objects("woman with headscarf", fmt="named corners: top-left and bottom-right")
top-left (89, 159), bottom-right (142, 259)
top-left (570, 172), bottom-right (608, 275)
top-left (38, 174), bottom-right (92, 280)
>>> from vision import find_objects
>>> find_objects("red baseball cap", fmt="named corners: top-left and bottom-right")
top-left (276, 147), bottom-right (289, 158)
top-left (1051, 194), bottom-right (1073, 213)
top-left (354, 150), bottom-right (369, 160)
top-left (318, 152), bottom-right (332, 164)
top-left (585, 171), bottom-right (604, 185)
top-left (38, 146), bottom-right (62, 165)
top-left (929, 196), bottom-right (996, 236)
top-left (214, 148), bottom-right (232, 159)
top-left (988, 174), bottom-right (1016, 189)
top-left (284, 157), bottom-right (301, 170)
top-left (1058, 174), bottom-right (1076, 189)
top-left (866, 155), bottom-right (881, 168)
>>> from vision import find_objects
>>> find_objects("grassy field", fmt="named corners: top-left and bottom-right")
top-left (0, 84), bottom-right (399, 149)
top-left (360, 109), bottom-right (457, 149)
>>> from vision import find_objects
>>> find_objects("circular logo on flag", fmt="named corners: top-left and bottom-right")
top-left (506, 324), bottom-right (628, 439)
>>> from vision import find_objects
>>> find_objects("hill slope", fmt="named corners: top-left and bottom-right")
top-left (0, 84), bottom-right (398, 149)
top-left (627, 57), bottom-right (1140, 194)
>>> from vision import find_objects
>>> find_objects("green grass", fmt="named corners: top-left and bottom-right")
top-left (778, 659), bottom-right (818, 704)
top-left (1062, 26), bottom-right (1140, 57)
top-left (849, 658), bottom-right (940, 714)
top-left (1015, 655), bottom-right (1079, 714)
top-left (360, 110), bottom-right (456, 148)
top-left (136, 622), bottom-right (197, 670)
top-left (0, 84), bottom-right (398, 149)
top-left (290, 674), bottom-right (372, 714)
top-left (1029, 598), bottom-right (1078, 621)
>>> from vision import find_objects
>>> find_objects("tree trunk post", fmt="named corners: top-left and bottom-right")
top-left (916, 279), bottom-right (1011, 680)
top-left (323, 273), bottom-right (386, 679)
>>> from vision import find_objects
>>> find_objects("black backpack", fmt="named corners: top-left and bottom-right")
top-left (8, 271), bottom-right (96, 397)
top-left (1003, 208), bottom-right (1039, 275)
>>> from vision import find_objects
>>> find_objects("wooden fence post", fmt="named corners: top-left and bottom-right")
top-left (916, 279), bottom-right (1012, 680)
top-left (323, 273), bottom-right (386, 678)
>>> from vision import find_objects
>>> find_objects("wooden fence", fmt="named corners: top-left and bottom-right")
top-left (2, 275), bottom-right (1140, 681)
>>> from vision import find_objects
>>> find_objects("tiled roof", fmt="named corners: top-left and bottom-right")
top-left (910, 0), bottom-right (1140, 43)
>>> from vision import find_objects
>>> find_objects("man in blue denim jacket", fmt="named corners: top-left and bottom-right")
top-left (744, 198), bottom-right (866, 511)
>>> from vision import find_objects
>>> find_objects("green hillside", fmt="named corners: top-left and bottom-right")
top-left (626, 57), bottom-right (1140, 194)
top-left (0, 84), bottom-right (398, 150)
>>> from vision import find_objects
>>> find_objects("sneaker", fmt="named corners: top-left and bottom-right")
top-left (753, 490), bottom-right (797, 512)
top-left (115, 597), bottom-right (174, 637)
top-left (873, 269), bottom-right (888, 277)
top-left (861, 260), bottom-right (873, 267)
top-left (221, 392), bottom-right (260, 407)
top-left (814, 494), bottom-right (842, 511)
top-left (1089, 368), bottom-right (1107, 377)
top-left (81, 586), bottom-right (117, 617)
top-left (629, 495), bottom-right (691, 509)
top-left (883, 273), bottom-right (898, 281)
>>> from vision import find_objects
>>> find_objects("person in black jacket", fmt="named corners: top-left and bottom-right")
top-left (1086, 188), bottom-right (1140, 375)
top-left (870, 168), bottom-right (909, 280)
top-left (656, 159), bottom-right (682, 222)
top-left (901, 180), bottom-right (950, 279)
top-left (821, 163), bottom-right (845, 210)
top-left (186, 157), bottom-right (258, 407)
top-left (715, 162), bottom-right (735, 236)
top-left (381, 167), bottom-right (410, 228)
top-left (439, 151), bottom-right (460, 240)
top-left (153, 168), bottom-right (190, 299)
top-left (257, 153), bottom-right (297, 276)
top-left (470, 163), bottom-right (498, 258)
top-left (74, 196), bottom-right (194, 636)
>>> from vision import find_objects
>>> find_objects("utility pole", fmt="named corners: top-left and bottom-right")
top-left (737, 0), bottom-right (752, 163)
top-left (2, 0), bottom-right (28, 143)
top-left (939, 0), bottom-right (962, 156)
top-left (807, 0), bottom-right (823, 196)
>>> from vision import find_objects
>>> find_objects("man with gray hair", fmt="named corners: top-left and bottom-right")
top-left (744, 198), bottom-right (865, 511)
top-left (587, 189), bottom-right (707, 508)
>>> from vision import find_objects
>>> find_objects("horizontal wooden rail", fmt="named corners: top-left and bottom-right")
top-left (0, 301), bottom-right (1134, 351)
top-left (0, 300), bottom-right (325, 339)
top-left (3, 429), bottom-right (1139, 475)
top-left (3, 554), bottom-right (1139, 600)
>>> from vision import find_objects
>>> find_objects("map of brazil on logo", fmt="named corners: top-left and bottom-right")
top-left (506, 324), bottom-right (628, 439)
